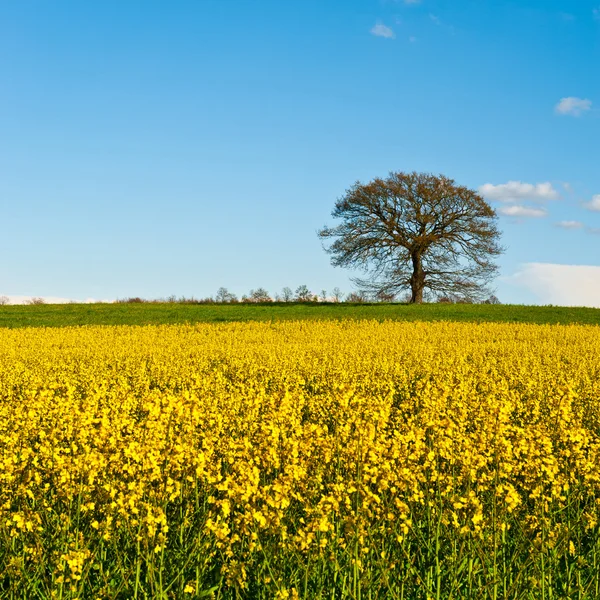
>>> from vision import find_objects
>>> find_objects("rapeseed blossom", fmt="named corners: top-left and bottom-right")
top-left (1, 320), bottom-right (599, 598)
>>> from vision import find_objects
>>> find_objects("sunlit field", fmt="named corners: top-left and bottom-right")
top-left (2, 320), bottom-right (600, 599)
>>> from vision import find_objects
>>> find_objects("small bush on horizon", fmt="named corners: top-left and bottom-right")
top-left (435, 293), bottom-right (502, 305)
top-left (242, 288), bottom-right (272, 303)
top-left (346, 291), bottom-right (368, 303)
top-left (483, 294), bottom-right (501, 305)
top-left (116, 296), bottom-right (217, 305)
top-left (26, 297), bottom-right (46, 305)
top-left (375, 290), bottom-right (396, 303)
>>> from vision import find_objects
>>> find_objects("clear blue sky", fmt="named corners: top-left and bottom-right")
top-left (1, 0), bottom-right (599, 305)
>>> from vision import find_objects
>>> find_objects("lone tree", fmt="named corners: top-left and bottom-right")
top-left (318, 171), bottom-right (504, 303)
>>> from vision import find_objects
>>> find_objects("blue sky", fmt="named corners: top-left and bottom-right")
top-left (1, 0), bottom-right (599, 305)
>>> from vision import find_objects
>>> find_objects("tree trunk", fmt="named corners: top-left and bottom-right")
top-left (410, 253), bottom-right (425, 303)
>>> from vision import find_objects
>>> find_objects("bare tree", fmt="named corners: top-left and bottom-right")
top-left (294, 285), bottom-right (314, 302)
top-left (318, 171), bottom-right (504, 304)
top-left (244, 288), bottom-right (272, 303)
top-left (331, 287), bottom-right (343, 303)
top-left (281, 287), bottom-right (293, 302)
top-left (0, 296), bottom-right (9, 305)
top-left (215, 287), bottom-right (238, 303)
top-left (346, 291), bottom-right (367, 303)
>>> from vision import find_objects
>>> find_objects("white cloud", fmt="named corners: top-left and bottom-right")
top-left (409, 35), bottom-right (417, 42)
top-left (556, 220), bottom-right (583, 229)
top-left (508, 263), bottom-right (600, 308)
top-left (584, 194), bottom-right (600, 212)
top-left (370, 23), bottom-right (395, 38)
top-left (498, 205), bottom-right (547, 218)
top-left (555, 97), bottom-right (592, 116)
top-left (479, 181), bottom-right (560, 203)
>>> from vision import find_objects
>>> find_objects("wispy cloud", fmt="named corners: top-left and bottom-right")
top-left (370, 23), bottom-right (395, 39)
top-left (497, 205), bottom-right (547, 218)
top-left (556, 220), bottom-right (583, 229)
top-left (584, 194), bottom-right (600, 212)
top-left (403, 0), bottom-right (421, 4)
top-left (479, 181), bottom-right (560, 203)
top-left (558, 12), bottom-right (575, 22)
top-left (594, 7), bottom-right (600, 20)
top-left (555, 97), bottom-right (592, 116)
top-left (508, 263), bottom-right (600, 308)
top-left (409, 35), bottom-right (417, 43)
top-left (424, 12), bottom-right (455, 34)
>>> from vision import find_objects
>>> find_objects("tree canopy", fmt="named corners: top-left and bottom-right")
top-left (318, 171), bottom-right (504, 303)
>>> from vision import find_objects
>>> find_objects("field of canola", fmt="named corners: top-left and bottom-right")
top-left (1, 320), bottom-right (600, 599)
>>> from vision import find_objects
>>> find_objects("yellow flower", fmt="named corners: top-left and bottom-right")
top-left (1, 319), bottom-right (599, 593)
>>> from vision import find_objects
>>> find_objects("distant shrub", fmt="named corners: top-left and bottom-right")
top-left (375, 290), bottom-right (396, 303)
top-left (177, 296), bottom-right (214, 304)
top-left (215, 288), bottom-right (238, 303)
top-left (27, 297), bottom-right (46, 305)
top-left (243, 289), bottom-right (272, 303)
top-left (436, 294), bottom-right (477, 304)
top-left (0, 296), bottom-right (9, 306)
top-left (345, 291), bottom-right (367, 303)
top-left (116, 295), bottom-right (219, 304)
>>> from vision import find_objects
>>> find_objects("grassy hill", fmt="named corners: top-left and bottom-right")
top-left (0, 302), bottom-right (599, 328)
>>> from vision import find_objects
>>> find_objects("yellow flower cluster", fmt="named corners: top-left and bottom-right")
top-left (1, 320), bottom-right (600, 598)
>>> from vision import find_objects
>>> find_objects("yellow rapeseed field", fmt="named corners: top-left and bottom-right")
top-left (1, 320), bottom-right (600, 599)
